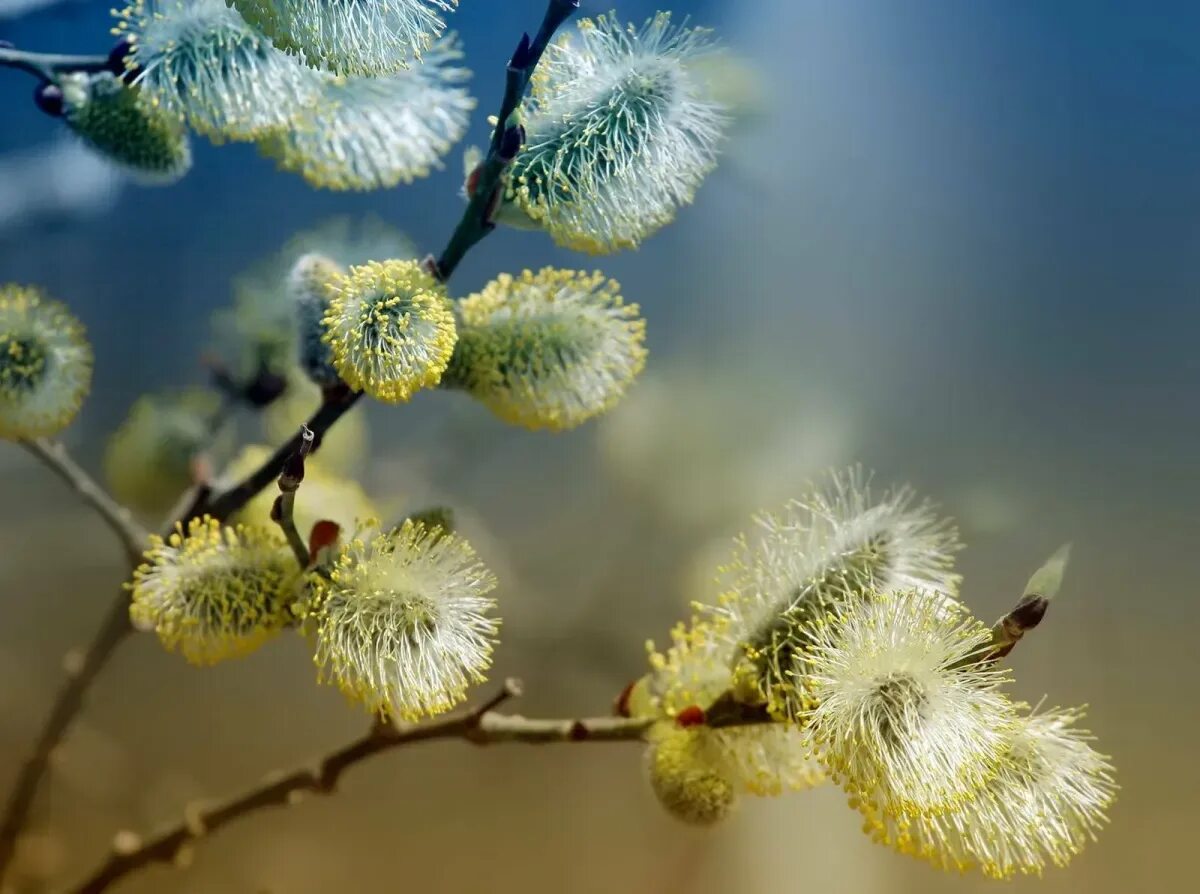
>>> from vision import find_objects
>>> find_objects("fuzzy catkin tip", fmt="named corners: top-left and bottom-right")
top-left (507, 12), bottom-right (729, 253)
top-left (58, 71), bottom-right (192, 184)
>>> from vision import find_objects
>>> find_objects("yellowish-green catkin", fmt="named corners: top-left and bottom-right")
top-left (444, 268), bottom-right (646, 431)
top-left (129, 516), bottom-right (300, 665)
top-left (646, 724), bottom-right (737, 826)
top-left (259, 35), bottom-right (474, 191)
top-left (322, 259), bottom-right (457, 403)
top-left (59, 71), bottom-right (192, 184)
top-left (309, 519), bottom-right (500, 720)
top-left (0, 284), bottom-right (93, 440)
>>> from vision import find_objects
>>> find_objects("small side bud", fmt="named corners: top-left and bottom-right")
top-left (509, 33), bottom-right (532, 71)
top-left (498, 124), bottom-right (525, 162)
top-left (106, 38), bottom-right (136, 80)
top-left (308, 519), bottom-right (342, 566)
top-left (1024, 543), bottom-right (1071, 602)
top-left (34, 83), bottom-right (64, 118)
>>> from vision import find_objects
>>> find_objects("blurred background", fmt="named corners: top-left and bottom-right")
top-left (2, 0), bottom-right (1197, 891)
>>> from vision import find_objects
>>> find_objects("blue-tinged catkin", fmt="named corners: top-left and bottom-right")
top-left (115, 0), bottom-right (322, 142)
top-left (259, 35), bottom-right (474, 191)
top-left (230, 0), bottom-right (454, 77)
top-left (58, 71), bottom-right (191, 184)
top-left (506, 13), bottom-right (729, 254)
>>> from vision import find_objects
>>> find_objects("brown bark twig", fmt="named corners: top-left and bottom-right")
top-left (0, 441), bottom-right (150, 878)
top-left (63, 680), bottom-right (650, 894)
top-left (18, 438), bottom-right (149, 564)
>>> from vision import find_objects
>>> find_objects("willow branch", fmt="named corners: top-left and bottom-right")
top-left (201, 388), bottom-right (362, 523)
top-left (18, 438), bottom-right (149, 564)
top-left (270, 425), bottom-right (315, 568)
top-left (65, 679), bottom-right (649, 894)
top-left (434, 0), bottom-right (580, 280)
top-left (0, 46), bottom-right (110, 82)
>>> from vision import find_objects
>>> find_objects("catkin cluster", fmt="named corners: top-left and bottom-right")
top-left (632, 469), bottom-right (1115, 879)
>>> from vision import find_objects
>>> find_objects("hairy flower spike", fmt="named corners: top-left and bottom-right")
top-left (310, 519), bottom-right (500, 720)
top-left (0, 285), bottom-right (93, 440)
top-left (104, 390), bottom-right (227, 515)
top-left (129, 516), bottom-right (300, 664)
top-left (323, 259), bottom-right (456, 403)
top-left (444, 268), bottom-right (647, 430)
top-left (58, 71), bottom-right (192, 184)
top-left (259, 36), bottom-right (474, 191)
top-left (646, 724), bottom-right (737, 826)
top-left (712, 468), bottom-right (962, 718)
top-left (230, 0), bottom-right (455, 76)
top-left (507, 12), bottom-right (728, 253)
top-left (800, 590), bottom-right (1016, 815)
top-left (860, 706), bottom-right (1116, 878)
top-left (116, 0), bottom-right (322, 141)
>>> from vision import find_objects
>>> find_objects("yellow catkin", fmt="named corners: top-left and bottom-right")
top-left (323, 260), bottom-right (456, 403)
top-left (646, 725), bottom-right (737, 826)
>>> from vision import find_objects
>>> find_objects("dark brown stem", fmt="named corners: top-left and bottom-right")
top-left (434, 0), bottom-right (579, 280)
top-left (63, 680), bottom-right (649, 894)
top-left (202, 390), bottom-right (362, 523)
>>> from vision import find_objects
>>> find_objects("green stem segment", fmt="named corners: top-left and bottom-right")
top-left (434, 0), bottom-right (580, 280)
top-left (0, 47), bottom-right (110, 83)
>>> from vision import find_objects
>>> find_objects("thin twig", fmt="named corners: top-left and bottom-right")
top-left (18, 438), bottom-right (149, 564)
top-left (270, 425), bottom-right (315, 568)
top-left (64, 680), bottom-right (650, 894)
top-left (0, 442), bottom-right (149, 880)
top-left (0, 46), bottom-right (110, 82)
top-left (201, 388), bottom-right (362, 523)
